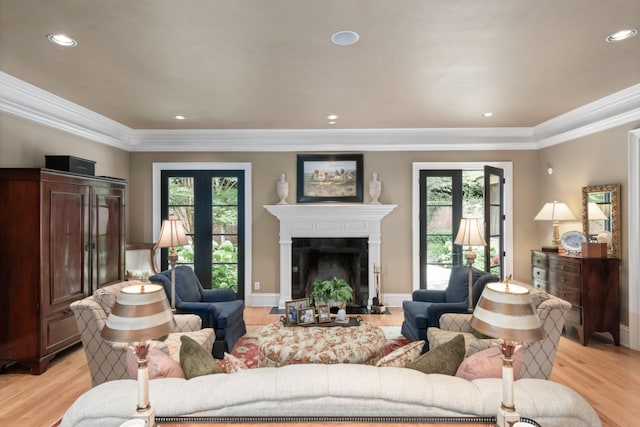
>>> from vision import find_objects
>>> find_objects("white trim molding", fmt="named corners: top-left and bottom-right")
top-left (2, 72), bottom-right (640, 152)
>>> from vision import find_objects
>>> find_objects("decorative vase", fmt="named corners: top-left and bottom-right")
top-left (276, 173), bottom-right (289, 205)
top-left (369, 172), bottom-right (381, 204)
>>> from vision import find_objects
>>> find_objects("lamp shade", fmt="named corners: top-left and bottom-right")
top-left (454, 217), bottom-right (487, 247)
top-left (101, 284), bottom-right (176, 343)
top-left (588, 202), bottom-right (608, 221)
top-left (470, 282), bottom-right (543, 343)
top-left (157, 213), bottom-right (189, 249)
top-left (534, 201), bottom-right (576, 221)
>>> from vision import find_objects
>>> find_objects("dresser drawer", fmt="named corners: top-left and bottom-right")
top-left (41, 310), bottom-right (80, 354)
top-left (549, 270), bottom-right (581, 290)
top-left (549, 258), bottom-right (581, 275)
top-left (532, 266), bottom-right (548, 283)
top-left (532, 252), bottom-right (548, 269)
top-left (548, 284), bottom-right (581, 306)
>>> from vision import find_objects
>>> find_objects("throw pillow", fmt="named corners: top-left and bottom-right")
top-left (223, 352), bottom-right (249, 373)
top-left (456, 345), bottom-right (523, 381)
top-left (406, 334), bottom-right (465, 375)
top-left (126, 347), bottom-right (185, 380)
top-left (376, 341), bottom-right (424, 368)
top-left (179, 335), bottom-right (222, 379)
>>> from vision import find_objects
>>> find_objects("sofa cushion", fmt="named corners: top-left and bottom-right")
top-left (179, 335), bottom-right (223, 379)
top-left (406, 334), bottom-right (465, 375)
top-left (126, 347), bottom-right (185, 380)
top-left (455, 346), bottom-right (523, 381)
top-left (223, 352), bottom-right (248, 373)
top-left (376, 340), bottom-right (424, 368)
top-left (427, 327), bottom-right (500, 357)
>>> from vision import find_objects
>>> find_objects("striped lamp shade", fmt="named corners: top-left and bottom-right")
top-left (470, 282), bottom-right (543, 343)
top-left (101, 284), bottom-right (176, 343)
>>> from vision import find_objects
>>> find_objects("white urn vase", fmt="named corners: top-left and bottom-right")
top-left (276, 174), bottom-right (289, 205)
top-left (369, 172), bottom-right (382, 204)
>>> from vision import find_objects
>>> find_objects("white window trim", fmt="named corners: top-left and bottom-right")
top-left (152, 162), bottom-right (252, 303)
top-left (411, 161), bottom-right (514, 291)
top-left (629, 129), bottom-right (640, 350)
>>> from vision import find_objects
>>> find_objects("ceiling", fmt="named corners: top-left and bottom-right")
top-left (1, 0), bottom-right (639, 137)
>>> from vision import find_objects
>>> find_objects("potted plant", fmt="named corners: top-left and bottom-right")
top-left (309, 277), bottom-right (353, 307)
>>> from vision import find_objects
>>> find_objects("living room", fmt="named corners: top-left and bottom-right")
top-left (1, 1), bottom-right (640, 426)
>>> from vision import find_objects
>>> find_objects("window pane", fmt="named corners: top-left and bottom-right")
top-left (212, 177), bottom-right (238, 205)
top-left (426, 177), bottom-right (452, 204)
top-left (426, 235), bottom-right (452, 264)
top-left (212, 263), bottom-right (238, 291)
top-left (213, 206), bottom-right (238, 232)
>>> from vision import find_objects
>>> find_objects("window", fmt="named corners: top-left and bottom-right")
top-left (153, 163), bottom-right (252, 300)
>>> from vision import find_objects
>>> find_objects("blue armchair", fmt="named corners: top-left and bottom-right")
top-left (401, 265), bottom-right (498, 349)
top-left (150, 266), bottom-right (247, 359)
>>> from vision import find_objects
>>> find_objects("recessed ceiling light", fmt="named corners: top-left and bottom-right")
top-left (331, 31), bottom-right (359, 46)
top-left (327, 114), bottom-right (339, 120)
top-left (605, 29), bottom-right (637, 42)
top-left (173, 115), bottom-right (186, 120)
top-left (482, 112), bottom-right (493, 118)
top-left (47, 33), bottom-right (77, 47)
top-left (328, 121), bottom-right (337, 125)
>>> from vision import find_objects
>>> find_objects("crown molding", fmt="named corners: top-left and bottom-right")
top-left (0, 72), bottom-right (131, 150)
top-left (2, 71), bottom-right (639, 152)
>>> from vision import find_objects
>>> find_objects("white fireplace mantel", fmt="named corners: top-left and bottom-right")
top-left (264, 204), bottom-right (397, 308)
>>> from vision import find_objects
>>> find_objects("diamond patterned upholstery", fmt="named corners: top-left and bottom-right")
top-left (427, 284), bottom-right (571, 379)
top-left (70, 280), bottom-right (215, 387)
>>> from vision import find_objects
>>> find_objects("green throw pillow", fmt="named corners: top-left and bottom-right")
top-left (406, 333), bottom-right (465, 375)
top-left (179, 335), bottom-right (222, 379)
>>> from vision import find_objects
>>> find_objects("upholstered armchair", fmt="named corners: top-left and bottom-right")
top-left (70, 280), bottom-right (214, 387)
top-left (401, 265), bottom-right (499, 346)
top-left (149, 266), bottom-right (247, 358)
top-left (427, 284), bottom-right (572, 379)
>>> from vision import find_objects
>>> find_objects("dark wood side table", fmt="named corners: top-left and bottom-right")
top-left (532, 250), bottom-right (620, 346)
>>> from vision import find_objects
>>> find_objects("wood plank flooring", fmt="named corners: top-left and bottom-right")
top-left (0, 307), bottom-right (638, 427)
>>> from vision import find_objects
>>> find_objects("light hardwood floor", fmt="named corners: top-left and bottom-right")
top-left (1, 307), bottom-right (639, 427)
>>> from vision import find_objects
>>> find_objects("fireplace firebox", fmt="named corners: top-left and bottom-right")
top-left (292, 238), bottom-right (368, 307)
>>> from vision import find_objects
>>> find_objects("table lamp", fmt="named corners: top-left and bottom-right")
top-left (470, 279), bottom-right (544, 427)
top-left (534, 201), bottom-right (576, 251)
top-left (454, 218), bottom-right (487, 313)
top-left (101, 284), bottom-right (176, 427)
top-left (157, 213), bottom-right (189, 309)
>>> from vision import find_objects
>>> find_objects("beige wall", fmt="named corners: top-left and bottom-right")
top-left (0, 112), bottom-right (131, 234)
top-left (537, 122), bottom-right (639, 325)
top-left (2, 110), bottom-right (636, 328)
top-left (128, 150), bottom-right (542, 296)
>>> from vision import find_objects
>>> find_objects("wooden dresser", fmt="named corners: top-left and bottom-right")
top-left (531, 250), bottom-right (619, 346)
top-left (0, 168), bottom-right (126, 373)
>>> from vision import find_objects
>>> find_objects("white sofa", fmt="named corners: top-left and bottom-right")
top-left (61, 363), bottom-right (601, 427)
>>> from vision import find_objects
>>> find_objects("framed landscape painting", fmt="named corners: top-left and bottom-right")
top-left (296, 154), bottom-right (363, 203)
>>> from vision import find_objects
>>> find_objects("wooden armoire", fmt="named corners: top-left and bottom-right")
top-left (0, 168), bottom-right (126, 373)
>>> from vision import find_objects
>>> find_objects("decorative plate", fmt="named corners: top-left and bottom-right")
top-left (561, 230), bottom-right (587, 253)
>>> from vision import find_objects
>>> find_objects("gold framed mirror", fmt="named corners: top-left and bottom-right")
top-left (582, 183), bottom-right (621, 258)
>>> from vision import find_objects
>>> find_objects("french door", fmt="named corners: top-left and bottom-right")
top-left (418, 166), bottom-right (504, 289)
top-left (160, 169), bottom-right (245, 299)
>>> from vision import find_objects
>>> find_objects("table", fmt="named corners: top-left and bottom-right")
top-left (257, 320), bottom-right (386, 367)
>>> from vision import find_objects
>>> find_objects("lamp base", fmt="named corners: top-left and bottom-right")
top-left (132, 406), bottom-right (156, 427)
top-left (497, 406), bottom-right (520, 427)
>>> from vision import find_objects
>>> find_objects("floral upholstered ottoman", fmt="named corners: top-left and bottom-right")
top-left (258, 321), bottom-right (386, 367)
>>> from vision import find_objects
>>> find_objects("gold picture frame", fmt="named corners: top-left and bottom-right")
top-left (297, 307), bottom-right (316, 325)
top-left (285, 298), bottom-right (309, 324)
top-left (317, 304), bottom-right (331, 323)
